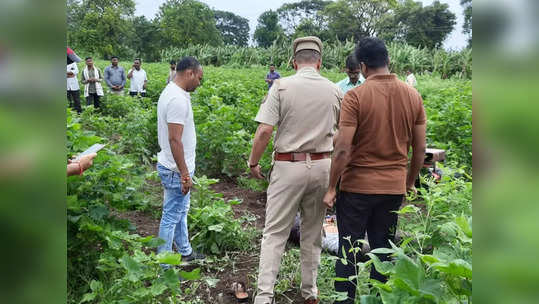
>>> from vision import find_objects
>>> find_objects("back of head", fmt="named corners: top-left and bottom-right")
top-left (345, 54), bottom-right (360, 70)
top-left (355, 37), bottom-right (388, 69)
top-left (176, 56), bottom-right (201, 73)
top-left (294, 49), bottom-right (321, 65)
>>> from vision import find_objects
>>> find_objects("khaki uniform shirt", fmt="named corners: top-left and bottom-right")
top-left (255, 67), bottom-right (343, 153)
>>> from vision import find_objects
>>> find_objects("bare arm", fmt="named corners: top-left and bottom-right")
top-left (323, 125), bottom-right (356, 208)
top-left (406, 124), bottom-right (427, 191)
top-left (127, 68), bottom-right (133, 79)
top-left (168, 123), bottom-right (189, 177)
top-left (168, 123), bottom-right (192, 194)
top-left (248, 123), bottom-right (274, 179)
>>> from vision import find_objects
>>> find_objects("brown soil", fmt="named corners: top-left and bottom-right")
top-left (116, 179), bottom-right (305, 303)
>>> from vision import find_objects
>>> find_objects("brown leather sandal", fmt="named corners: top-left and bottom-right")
top-left (231, 281), bottom-right (249, 303)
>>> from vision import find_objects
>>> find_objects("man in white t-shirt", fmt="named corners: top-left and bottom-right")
top-left (156, 56), bottom-right (204, 265)
top-left (127, 58), bottom-right (148, 97)
top-left (67, 61), bottom-right (81, 113)
top-left (406, 70), bottom-right (417, 87)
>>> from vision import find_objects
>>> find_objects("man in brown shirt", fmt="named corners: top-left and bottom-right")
top-left (248, 36), bottom-right (342, 304)
top-left (323, 37), bottom-right (426, 303)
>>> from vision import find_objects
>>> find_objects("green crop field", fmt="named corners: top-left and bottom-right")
top-left (67, 61), bottom-right (472, 304)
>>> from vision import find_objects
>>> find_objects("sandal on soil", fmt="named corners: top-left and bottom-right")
top-left (231, 281), bottom-right (249, 303)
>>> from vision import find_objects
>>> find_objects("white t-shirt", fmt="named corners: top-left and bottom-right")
top-left (406, 73), bottom-right (417, 87)
top-left (67, 62), bottom-right (80, 91)
top-left (129, 68), bottom-right (148, 93)
top-left (157, 82), bottom-right (196, 173)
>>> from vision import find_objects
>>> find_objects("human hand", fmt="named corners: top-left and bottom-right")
top-left (78, 153), bottom-right (97, 171)
top-left (181, 175), bottom-right (192, 195)
top-left (406, 184), bottom-right (417, 196)
top-left (249, 164), bottom-right (265, 180)
top-left (323, 188), bottom-right (337, 208)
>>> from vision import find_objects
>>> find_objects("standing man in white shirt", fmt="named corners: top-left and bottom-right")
top-left (406, 70), bottom-right (417, 87)
top-left (67, 61), bottom-right (81, 113)
top-left (127, 58), bottom-right (148, 97)
top-left (156, 56), bottom-right (205, 265)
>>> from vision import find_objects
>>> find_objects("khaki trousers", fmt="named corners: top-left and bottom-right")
top-left (254, 157), bottom-right (330, 304)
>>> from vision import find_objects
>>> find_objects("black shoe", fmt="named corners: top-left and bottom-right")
top-left (182, 251), bottom-right (205, 262)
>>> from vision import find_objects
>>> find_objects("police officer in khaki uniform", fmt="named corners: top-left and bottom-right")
top-left (248, 36), bottom-right (343, 304)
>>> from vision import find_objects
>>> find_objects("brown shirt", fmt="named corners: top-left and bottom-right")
top-left (339, 74), bottom-right (426, 194)
top-left (255, 67), bottom-right (343, 153)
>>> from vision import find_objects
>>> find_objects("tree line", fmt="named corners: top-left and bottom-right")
top-left (67, 0), bottom-right (472, 62)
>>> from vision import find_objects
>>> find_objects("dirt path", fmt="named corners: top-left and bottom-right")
top-left (117, 180), bottom-right (306, 303)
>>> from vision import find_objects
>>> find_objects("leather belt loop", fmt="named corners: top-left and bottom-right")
top-left (306, 153), bottom-right (312, 168)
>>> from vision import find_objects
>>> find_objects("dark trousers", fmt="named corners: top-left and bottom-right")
top-left (86, 93), bottom-right (100, 108)
top-left (334, 191), bottom-right (403, 304)
top-left (67, 90), bottom-right (81, 113)
top-left (129, 91), bottom-right (146, 97)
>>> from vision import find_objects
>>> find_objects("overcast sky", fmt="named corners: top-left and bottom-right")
top-left (135, 0), bottom-right (468, 50)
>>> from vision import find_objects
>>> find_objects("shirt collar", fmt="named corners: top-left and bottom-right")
top-left (171, 82), bottom-right (190, 98)
top-left (346, 77), bottom-right (361, 86)
top-left (366, 73), bottom-right (398, 81)
top-left (297, 66), bottom-right (318, 76)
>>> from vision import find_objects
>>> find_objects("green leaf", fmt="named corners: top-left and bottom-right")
top-left (79, 292), bottom-right (96, 303)
top-left (370, 247), bottom-right (395, 255)
top-left (160, 268), bottom-right (180, 288)
top-left (333, 277), bottom-right (350, 282)
top-left (396, 204), bottom-right (420, 214)
top-left (432, 259), bottom-right (472, 279)
top-left (156, 252), bottom-right (182, 266)
top-left (420, 254), bottom-right (440, 265)
top-left (88, 204), bottom-right (109, 221)
top-left (208, 224), bottom-right (224, 232)
top-left (150, 283), bottom-right (167, 296)
top-left (139, 236), bottom-right (165, 248)
top-left (392, 255), bottom-right (423, 292)
top-left (179, 268), bottom-right (201, 280)
top-left (366, 253), bottom-right (394, 275)
top-left (119, 255), bottom-right (144, 282)
top-left (133, 287), bottom-right (150, 297)
top-left (360, 295), bottom-right (382, 304)
top-left (455, 216), bottom-right (472, 238)
top-left (89, 280), bottom-right (102, 292)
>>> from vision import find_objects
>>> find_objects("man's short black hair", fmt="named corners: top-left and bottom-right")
top-left (85, 56), bottom-right (92, 61)
top-left (294, 49), bottom-right (321, 64)
top-left (345, 54), bottom-right (360, 70)
top-left (270, 63), bottom-right (275, 66)
top-left (111, 56), bottom-right (118, 60)
top-left (355, 37), bottom-right (389, 69)
top-left (134, 58), bottom-right (141, 63)
top-left (170, 60), bottom-right (176, 65)
top-left (176, 56), bottom-right (201, 72)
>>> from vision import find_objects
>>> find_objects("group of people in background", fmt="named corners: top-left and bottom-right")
top-left (66, 55), bottom-right (148, 113)
top-left (264, 53), bottom-right (417, 97)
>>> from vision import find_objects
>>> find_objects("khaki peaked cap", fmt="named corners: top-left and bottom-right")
top-left (292, 36), bottom-right (323, 55)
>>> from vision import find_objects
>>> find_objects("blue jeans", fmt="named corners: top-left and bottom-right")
top-left (156, 163), bottom-right (193, 257)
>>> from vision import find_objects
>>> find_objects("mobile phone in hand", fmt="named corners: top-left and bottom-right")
top-left (74, 143), bottom-right (106, 161)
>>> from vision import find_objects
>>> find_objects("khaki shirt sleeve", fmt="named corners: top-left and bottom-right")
top-left (415, 94), bottom-right (427, 125)
top-left (339, 91), bottom-right (359, 128)
top-left (333, 86), bottom-right (343, 132)
top-left (254, 81), bottom-right (280, 126)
